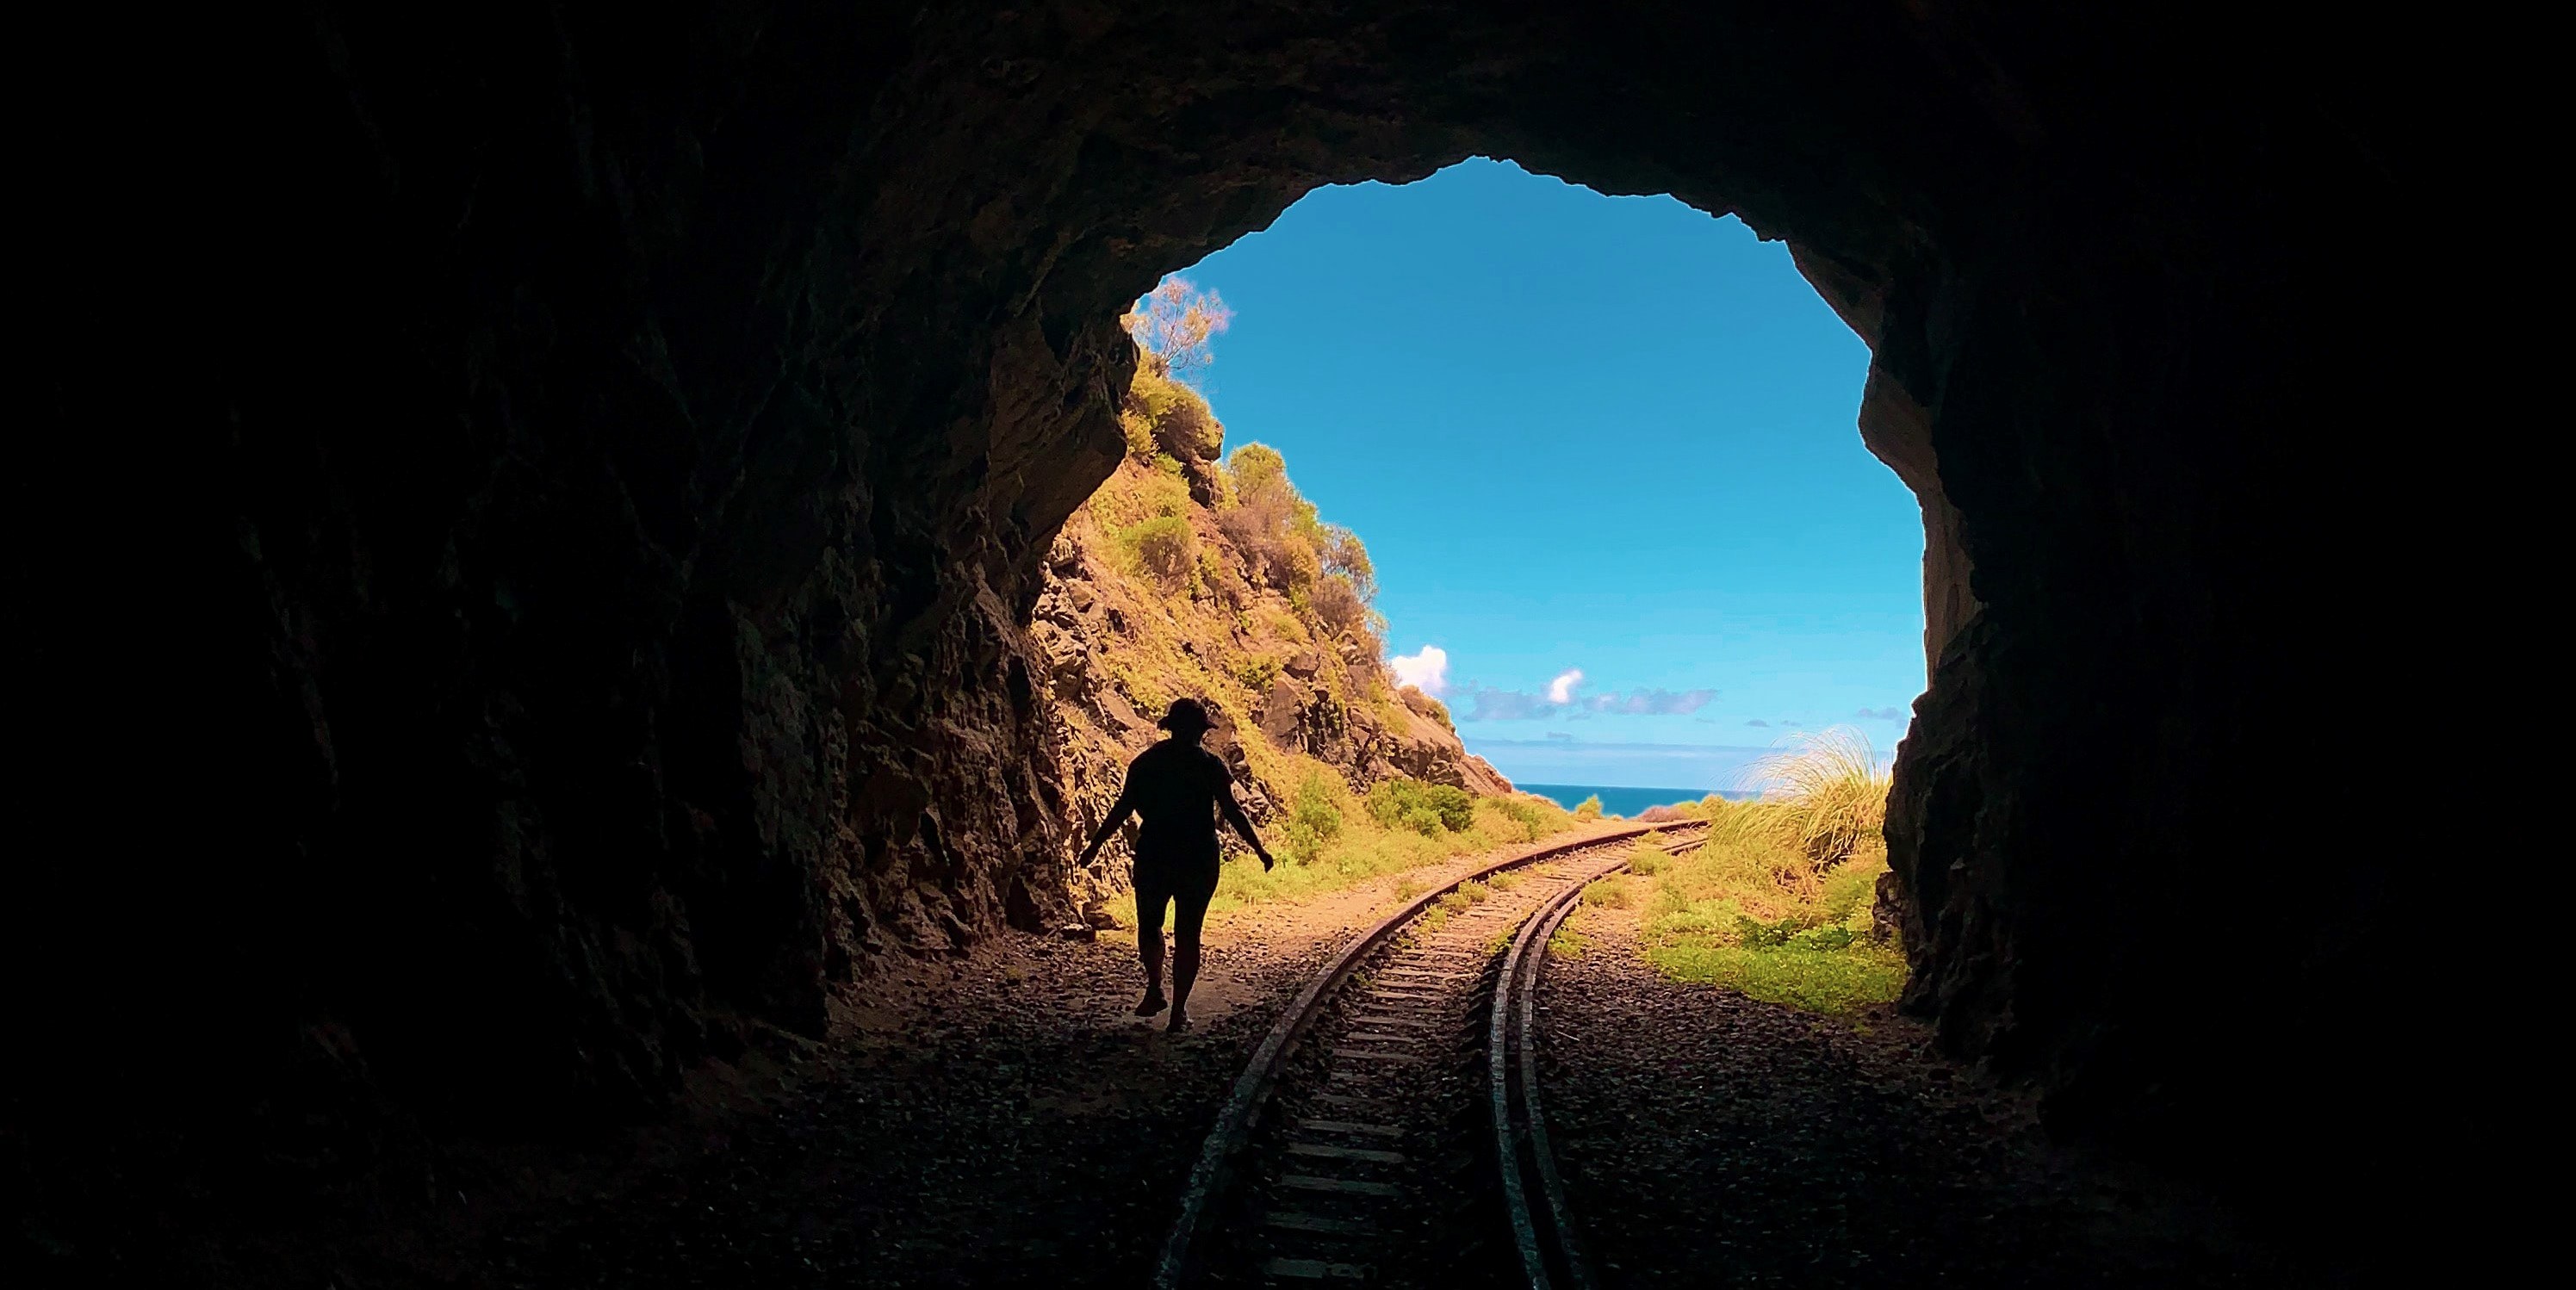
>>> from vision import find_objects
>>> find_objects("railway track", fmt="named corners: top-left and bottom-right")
top-left (1155, 821), bottom-right (1705, 1287)
top-left (1490, 831), bottom-right (1703, 1288)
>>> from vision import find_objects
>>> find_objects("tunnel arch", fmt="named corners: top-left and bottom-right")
top-left (19, 0), bottom-right (2443, 1246)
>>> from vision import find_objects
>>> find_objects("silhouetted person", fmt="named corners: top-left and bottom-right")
top-left (1076, 698), bottom-right (1272, 1031)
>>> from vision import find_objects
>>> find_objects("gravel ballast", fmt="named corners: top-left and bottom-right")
top-left (1536, 903), bottom-right (2317, 1287)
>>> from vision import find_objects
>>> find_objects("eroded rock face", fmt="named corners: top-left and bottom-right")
top-left (17, 0), bottom-right (2443, 1224)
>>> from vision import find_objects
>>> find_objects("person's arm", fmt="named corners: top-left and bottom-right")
top-left (1076, 786), bottom-right (1137, 866)
top-left (1219, 787), bottom-right (1274, 871)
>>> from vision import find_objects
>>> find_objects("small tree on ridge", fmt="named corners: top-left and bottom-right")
top-left (1123, 275), bottom-right (1233, 382)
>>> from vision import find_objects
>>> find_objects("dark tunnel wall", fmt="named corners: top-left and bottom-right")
top-left (13, 0), bottom-right (2462, 1242)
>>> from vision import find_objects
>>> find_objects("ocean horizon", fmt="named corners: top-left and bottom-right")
top-left (1516, 782), bottom-right (1761, 816)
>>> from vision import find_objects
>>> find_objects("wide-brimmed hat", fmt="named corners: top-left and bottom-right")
top-left (1157, 698), bottom-right (1213, 733)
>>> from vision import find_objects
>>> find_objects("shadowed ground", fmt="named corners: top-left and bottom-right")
top-left (22, 839), bottom-right (2329, 1286)
top-left (1541, 902), bottom-right (2324, 1287)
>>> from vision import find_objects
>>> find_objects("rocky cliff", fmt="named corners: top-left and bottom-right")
top-left (1030, 363), bottom-right (1511, 909)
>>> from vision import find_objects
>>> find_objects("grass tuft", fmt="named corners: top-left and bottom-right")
top-left (1742, 726), bottom-right (1892, 869)
top-left (1581, 876), bottom-right (1637, 909)
top-left (1621, 727), bottom-right (1904, 1014)
top-left (1645, 943), bottom-right (1903, 1014)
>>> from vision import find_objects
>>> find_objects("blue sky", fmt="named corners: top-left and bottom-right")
top-left (1170, 158), bottom-right (1923, 791)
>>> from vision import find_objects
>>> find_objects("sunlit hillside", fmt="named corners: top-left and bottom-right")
top-left (1034, 287), bottom-right (1571, 914)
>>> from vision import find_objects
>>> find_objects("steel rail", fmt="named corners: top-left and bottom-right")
top-left (1492, 868), bottom-right (1580, 1287)
top-left (1515, 871), bottom-right (1605, 1288)
top-left (1493, 828), bottom-right (1691, 1287)
top-left (1152, 818), bottom-right (1699, 1289)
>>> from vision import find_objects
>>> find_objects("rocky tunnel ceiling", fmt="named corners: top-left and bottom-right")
top-left (16, 0), bottom-right (2444, 1233)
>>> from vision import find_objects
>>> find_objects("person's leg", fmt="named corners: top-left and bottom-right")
top-left (1133, 867), bottom-right (1171, 1015)
top-left (1166, 865), bottom-right (1219, 1031)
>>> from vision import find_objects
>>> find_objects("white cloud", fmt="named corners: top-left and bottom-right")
top-left (1388, 644), bottom-right (1450, 695)
top-left (1455, 673), bottom-right (1716, 723)
top-left (1589, 687), bottom-right (1716, 715)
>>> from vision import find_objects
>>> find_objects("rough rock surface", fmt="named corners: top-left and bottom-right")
top-left (14, 0), bottom-right (2458, 1262)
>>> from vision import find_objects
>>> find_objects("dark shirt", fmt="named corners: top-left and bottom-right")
top-left (1123, 739), bottom-right (1234, 866)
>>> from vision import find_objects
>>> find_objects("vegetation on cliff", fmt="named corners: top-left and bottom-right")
top-left (1032, 281), bottom-right (1566, 913)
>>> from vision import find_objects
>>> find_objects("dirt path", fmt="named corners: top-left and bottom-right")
top-left (1536, 901), bottom-right (2316, 1288)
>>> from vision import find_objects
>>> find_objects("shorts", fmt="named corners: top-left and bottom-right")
top-left (1133, 850), bottom-right (1221, 938)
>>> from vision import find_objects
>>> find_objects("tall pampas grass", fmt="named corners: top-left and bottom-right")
top-left (1620, 729), bottom-right (1905, 1014)
top-left (1743, 726), bottom-right (1891, 870)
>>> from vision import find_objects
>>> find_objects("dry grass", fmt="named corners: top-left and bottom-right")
top-left (1743, 726), bottom-right (1892, 869)
top-left (1627, 728), bottom-right (1905, 1014)
top-left (1207, 791), bottom-right (1578, 914)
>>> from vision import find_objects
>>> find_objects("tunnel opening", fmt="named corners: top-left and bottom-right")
top-left (12, 2), bottom-right (2464, 1279)
top-left (1058, 155), bottom-right (1927, 998)
top-left (1141, 157), bottom-right (1925, 765)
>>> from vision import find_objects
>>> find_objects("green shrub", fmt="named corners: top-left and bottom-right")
top-left (1236, 654), bottom-right (1282, 692)
top-left (1574, 794), bottom-right (1603, 822)
top-left (1311, 572), bottom-right (1375, 645)
top-left (1272, 537), bottom-right (1324, 603)
top-left (1318, 524), bottom-right (1375, 598)
top-left (1202, 777), bottom-right (1574, 917)
top-left (1582, 876), bottom-right (1636, 908)
top-left (1819, 858), bottom-right (1881, 924)
top-left (1091, 467), bottom-right (1192, 530)
top-left (1215, 440), bottom-right (1381, 654)
top-left (1733, 913), bottom-right (1812, 949)
top-left (1484, 796), bottom-right (1553, 840)
top-left (1791, 926), bottom-right (1859, 952)
top-left (1121, 516), bottom-right (1196, 585)
top-left (1284, 772), bottom-right (1343, 864)
top-left (1365, 778), bottom-right (1476, 835)
top-left (1123, 368), bottom-right (1225, 462)
top-left (1436, 792), bottom-right (1477, 832)
top-left (1121, 408), bottom-right (1157, 458)
top-left (1226, 443), bottom-right (1291, 496)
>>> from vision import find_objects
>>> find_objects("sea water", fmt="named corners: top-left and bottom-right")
top-left (1515, 783), bottom-right (1760, 816)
